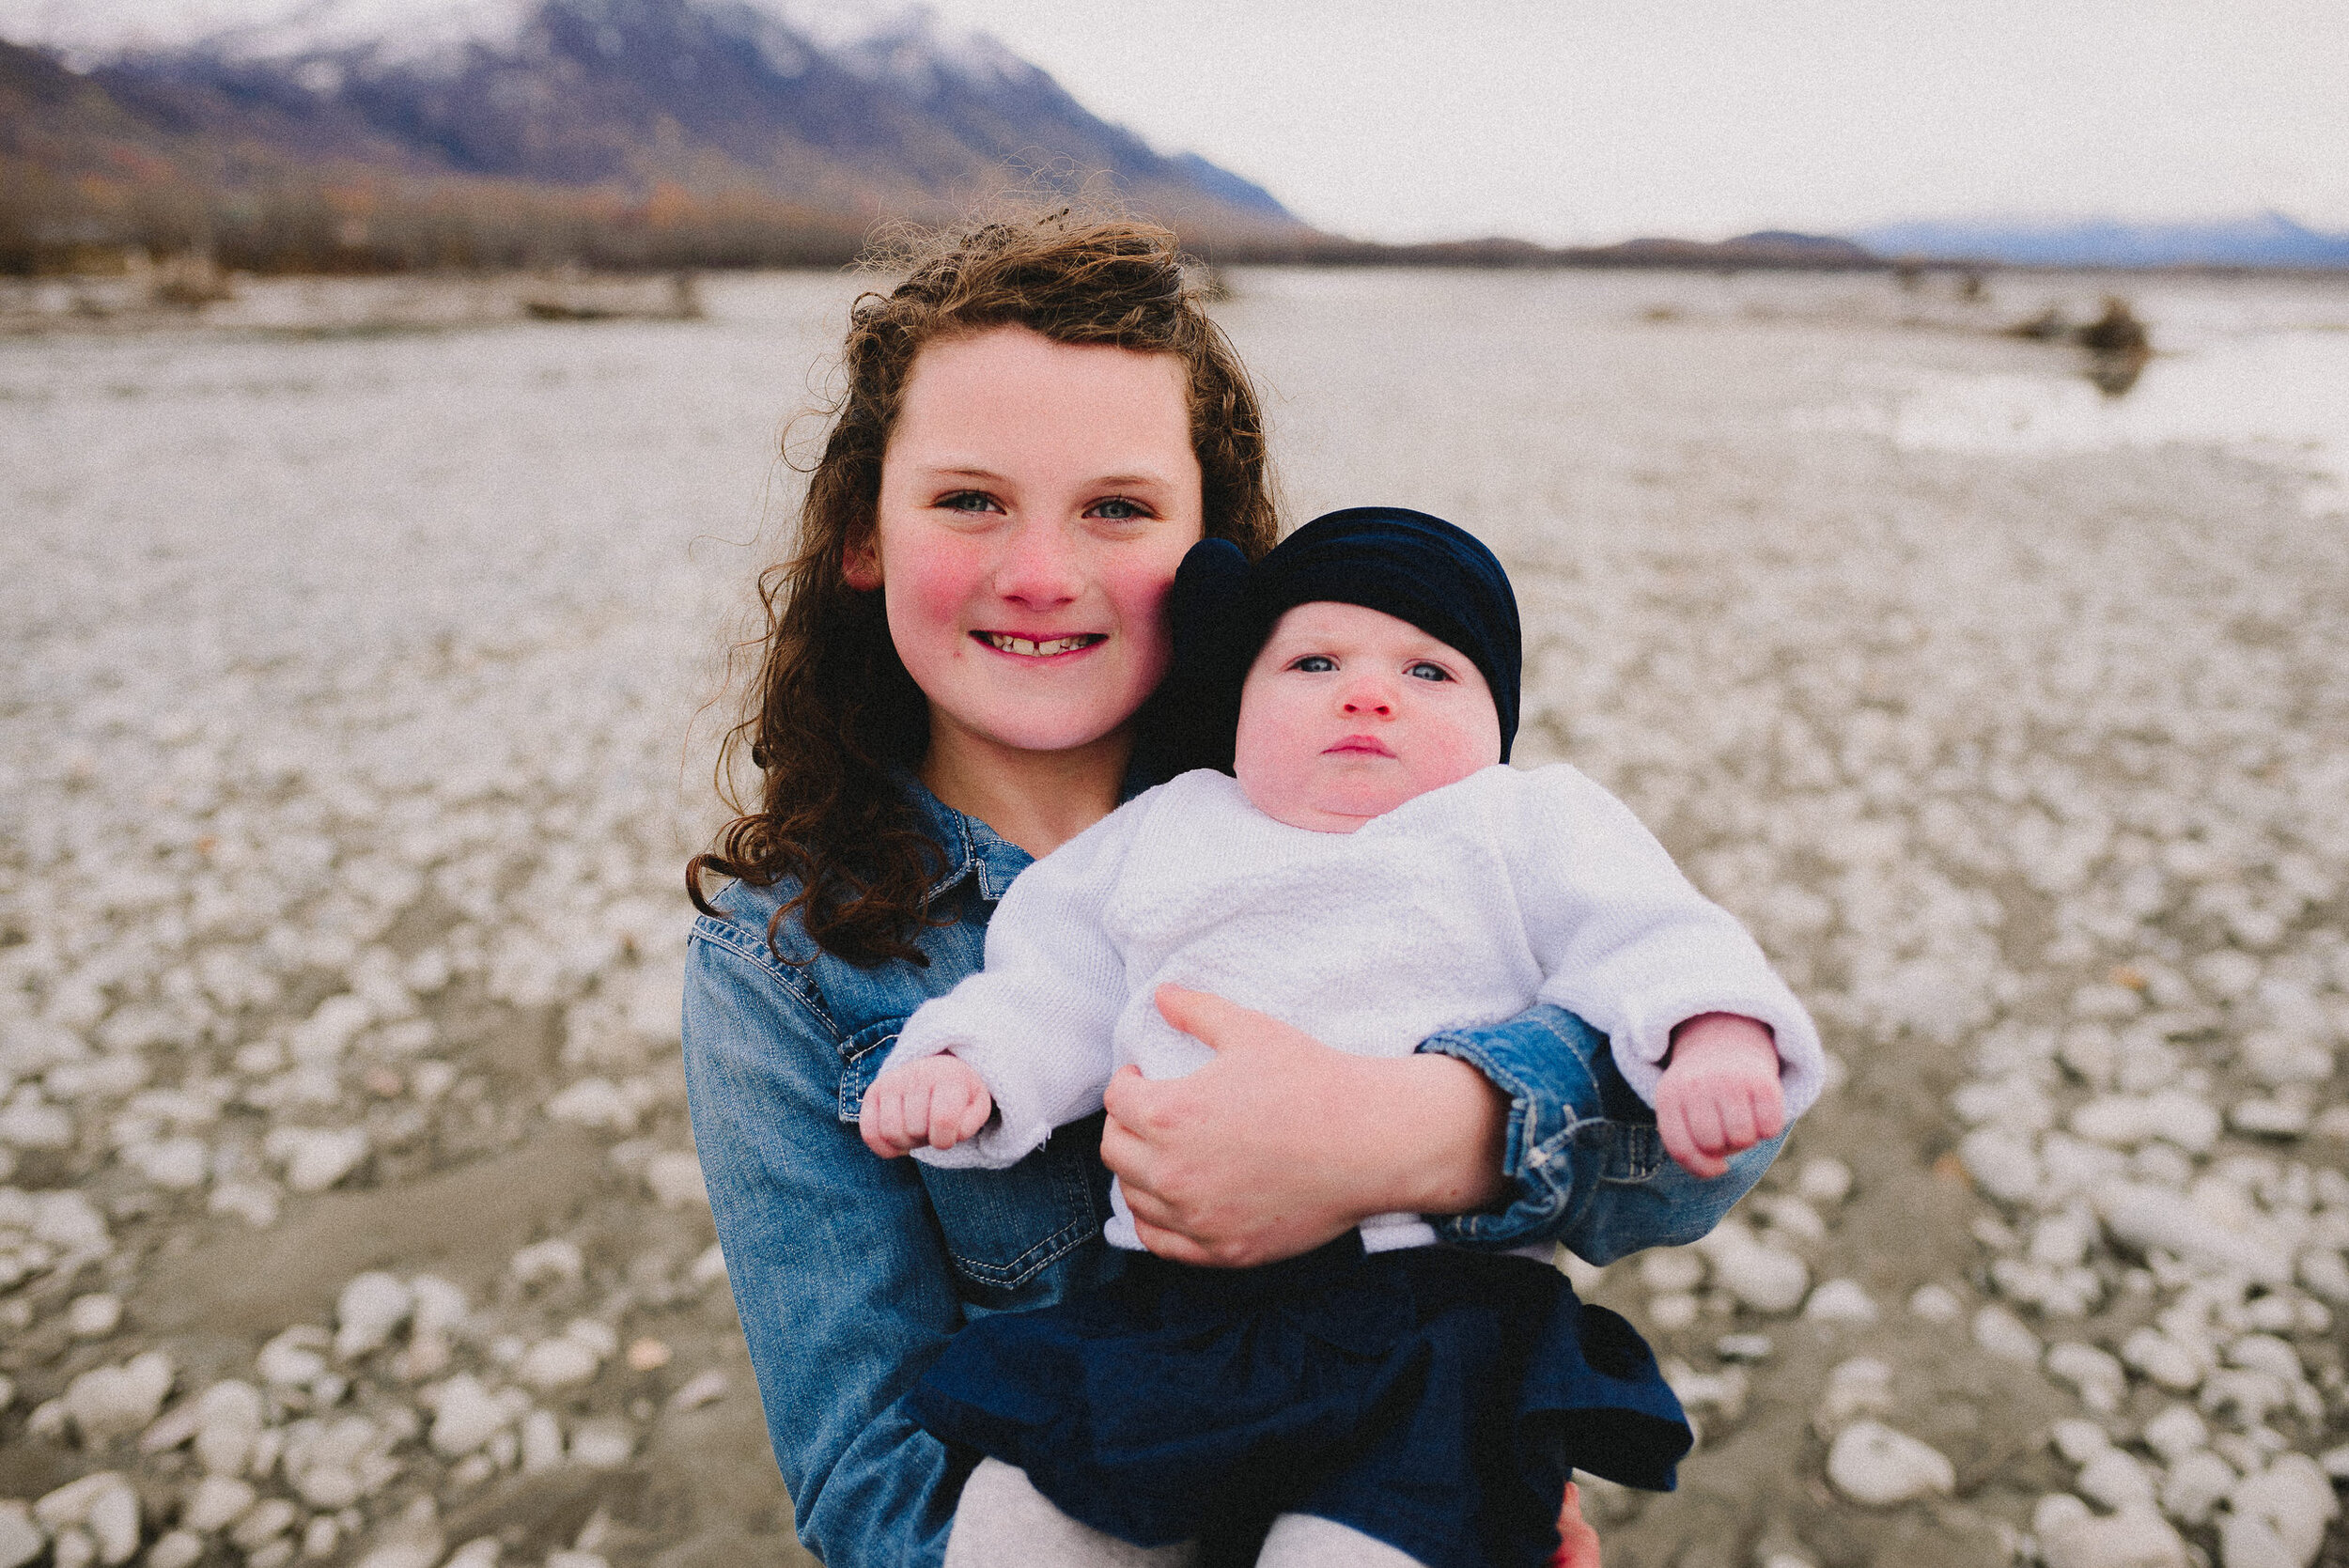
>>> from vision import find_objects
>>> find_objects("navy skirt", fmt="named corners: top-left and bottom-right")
top-left (909, 1236), bottom-right (1690, 1568)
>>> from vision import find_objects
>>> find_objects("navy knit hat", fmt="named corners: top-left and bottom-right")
top-left (1164, 506), bottom-right (1523, 768)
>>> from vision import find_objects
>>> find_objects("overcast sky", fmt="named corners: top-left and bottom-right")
top-left (917, 0), bottom-right (2349, 244)
top-left (8, 0), bottom-right (2345, 243)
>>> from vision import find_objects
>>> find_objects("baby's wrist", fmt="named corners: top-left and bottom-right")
top-left (1664, 1013), bottom-right (1777, 1067)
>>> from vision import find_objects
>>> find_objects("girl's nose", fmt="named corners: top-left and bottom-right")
top-left (993, 520), bottom-right (1082, 607)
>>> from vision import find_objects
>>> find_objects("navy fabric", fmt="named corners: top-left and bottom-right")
top-left (907, 1237), bottom-right (1689, 1568)
top-left (1166, 506), bottom-right (1525, 766)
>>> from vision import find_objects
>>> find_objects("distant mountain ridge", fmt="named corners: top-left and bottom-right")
top-left (1857, 211), bottom-right (2349, 270)
top-left (0, 0), bottom-right (1300, 271)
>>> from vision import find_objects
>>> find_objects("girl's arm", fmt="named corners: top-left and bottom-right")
top-left (682, 921), bottom-right (962, 1568)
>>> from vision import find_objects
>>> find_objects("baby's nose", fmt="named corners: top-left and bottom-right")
top-left (1341, 684), bottom-right (1393, 717)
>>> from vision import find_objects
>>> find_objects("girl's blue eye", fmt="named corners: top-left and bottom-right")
top-left (1088, 496), bottom-right (1146, 520)
top-left (939, 491), bottom-right (1001, 513)
top-left (1407, 661), bottom-right (1453, 682)
top-left (1290, 655), bottom-right (1336, 674)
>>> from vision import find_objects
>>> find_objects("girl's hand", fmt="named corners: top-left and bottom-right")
top-left (859, 1055), bottom-right (994, 1158)
top-left (1098, 986), bottom-right (1508, 1267)
top-left (1653, 1013), bottom-right (1784, 1178)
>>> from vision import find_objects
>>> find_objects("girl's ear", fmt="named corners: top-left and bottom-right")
top-left (843, 536), bottom-right (882, 591)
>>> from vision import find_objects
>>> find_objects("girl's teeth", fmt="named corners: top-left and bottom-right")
top-left (988, 634), bottom-right (1094, 656)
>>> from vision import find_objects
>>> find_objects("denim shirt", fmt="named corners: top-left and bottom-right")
top-left (682, 777), bottom-right (1784, 1568)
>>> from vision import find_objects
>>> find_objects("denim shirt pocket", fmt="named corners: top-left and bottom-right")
top-left (836, 1017), bottom-right (1111, 1305)
top-left (920, 1115), bottom-right (1112, 1307)
top-left (835, 1017), bottom-right (903, 1123)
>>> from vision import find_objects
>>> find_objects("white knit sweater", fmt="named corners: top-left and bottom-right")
top-left (887, 765), bottom-right (1823, 1252)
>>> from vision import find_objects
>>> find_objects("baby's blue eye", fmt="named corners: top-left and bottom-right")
top-left (1407, 661), bottom-right (1453, 682)
top-left (1290, 655), bottom-right (1336, 674)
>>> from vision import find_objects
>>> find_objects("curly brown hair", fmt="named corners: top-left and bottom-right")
top-left (690, 213), bottom-right (1280, 968)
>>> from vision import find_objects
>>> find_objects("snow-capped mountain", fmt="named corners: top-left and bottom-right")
top-left (0, 0), bottom-right (1298, 269)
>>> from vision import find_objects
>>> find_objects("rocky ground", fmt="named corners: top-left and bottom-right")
top-left (3, 267), bottom-right (2347, 1568)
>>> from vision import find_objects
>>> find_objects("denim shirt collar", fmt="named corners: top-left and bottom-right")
top-left (895, 768), bottom-right (1035, 905)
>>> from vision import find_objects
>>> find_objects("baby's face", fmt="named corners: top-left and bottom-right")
top-left (1232, 601), bottom-right (1503, 833)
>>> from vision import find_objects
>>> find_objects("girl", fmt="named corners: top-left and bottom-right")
top-left (681, 214), bottom-right (1782, 1568)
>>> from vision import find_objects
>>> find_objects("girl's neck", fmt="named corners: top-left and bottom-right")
top-left (920, 725), bottom-right (1133, 861)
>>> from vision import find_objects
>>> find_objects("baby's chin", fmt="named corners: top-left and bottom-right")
top-left (1238, 777), bottom-right (1429, 834)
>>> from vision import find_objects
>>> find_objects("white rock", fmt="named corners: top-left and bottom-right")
top-left (568, 1419), bottom-right (633, 1470)
top-left (2072, 1093), bottom-right (2221, 1153)
top-left (1825, 1421), bottom-right (1954, 1506)
top-left (123, 1136), bottom-right (209, 1191)
top-left (428, 1375), bottom-right (518, 1459)
top-left (52, 1529), bottom-right (96, 1568)
top-left (35, 1473), bottom-right (130, 1534)
top-left (2238, 1032), bottom-right (2333, 1087)
top-left (1796, 1156), bottom-right (1854, 1204)
top-left (2047, 1342), bottom-right (2128, 1413)
top-left (1959, 1126), bottom-right (2044, 1203)
top-left (547, 1078), bottom-right (637, 1132)
top-left (2224, 1456), bottom-right (2338, 1568)
top-left (1637, 1250), bottom-right (1706, 1294)
top-left (2039, 1508), bottom-right (2189, 1568)
top-left (67, 1294), bottom-right (122, 1338)
top-left (263, 1126), bottom-right (368, 1193)
top-left (146, 1530), bottom-right (204, 1568)
top-left (546, 1554), bottom-right (610, 1568)
top-left (519, 1338), bottom-right (599, 1390)
top-left (2121, 1328), bottom-right (2210, 1392)
top-left (0, 1504), bottom-right (38, 1568)
top-left (191, 1381), bottom-right (266, 1475)
top-left (65, 1352), bottom-right (175, 1439)
top-left (1715, 1333), bottom-right (1773, 1363)
top-left (2162, 1450), bottom-right (2238, 1525)
top-left (350, 1498), bottom-right (442, 1568)
top-left (2142, 1405), bottom-right (2209, 1462)
top-left (2297, 1249), bottom-right (2349, 1305)
top-left (302, 1515), bottom-right (338, 1558)
top-left (510, 1238), bottom-right (584, 1288)
top-left (1972, 1305), bottom-right (2043, 1364)
top-left (334, 1272), bottom-right (411, 1359)
top-left (182, 1473), bottom-right (256, 1532)
top-left (1803, 1279), bottom-right (1878, 1323)
top-left (2224, 1335), bottom-right (2303, 1383)
top-left (643, 1151), bottom-right (708, 1209)
top-left (666, 1371), bottom-right (729, 1413)
top-left (228, 1498), bottom-right (296, 1552)
top-left (443, 1540), bottom-right (502, 1568)
top-left (2077, 1449), bottom-right (2159, 1513)
top-left (1907, 1283), bottom-right (1963, 1323)
top-left (1646, 1293), bottom-right (1700, 1330)
top-left (689, 1243), bottom-right (727, 1289)
top-left (2098, 1186), bottom-right (2293, 1283)
top-left (1697, 1224), bottom-right (1810, 1313)
top-left (521, 1409), bottom-right (565, 1472)
top-left (257, 1327), bottom-right (329, 1388)
top-left (562, 1318), bottom-right (618, 1359)
top-left (2050, 1419), bottom-right (2111, 1464)
top-left (85, 1481), bottom-right (137, 1565)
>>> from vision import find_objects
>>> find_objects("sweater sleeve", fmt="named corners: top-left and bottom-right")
top-left (1506, 767), bottom-right (1827, 1122)
top-left (879, 793), bottom-right (1149, 1170)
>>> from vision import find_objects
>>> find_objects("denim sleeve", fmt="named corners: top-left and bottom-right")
top-left (682, 922), bottom-right (963, 1568)
top-left (1418, 1002), bottom-right (1783, 1262)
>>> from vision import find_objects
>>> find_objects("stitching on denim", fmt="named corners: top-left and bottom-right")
top-left (690, 919), bottom-right (836, 1038)
top-left (946, 1209), bottom-right (1096, 1288)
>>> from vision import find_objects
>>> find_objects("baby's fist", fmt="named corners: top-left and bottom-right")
top-left (1654, 1014), bottom-right (1784, 1178)
top-left (860, 1054), bottom-right (994, 1158)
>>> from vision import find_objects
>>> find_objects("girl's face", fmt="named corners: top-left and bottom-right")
top-left (859, 326), bottom-right (1204, 771)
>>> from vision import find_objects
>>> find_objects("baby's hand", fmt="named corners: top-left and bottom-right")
top-left (860, 1054), bottom-right (994, 1158)
top-left (1654, 1014), bottom-right (1785, 1179)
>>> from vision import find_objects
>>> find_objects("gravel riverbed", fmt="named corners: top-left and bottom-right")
top-left (3, 267), bottom-right (2347, 1568)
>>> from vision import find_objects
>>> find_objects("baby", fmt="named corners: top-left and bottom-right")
top-left (864, 508), bottom-right (1824, 1568)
